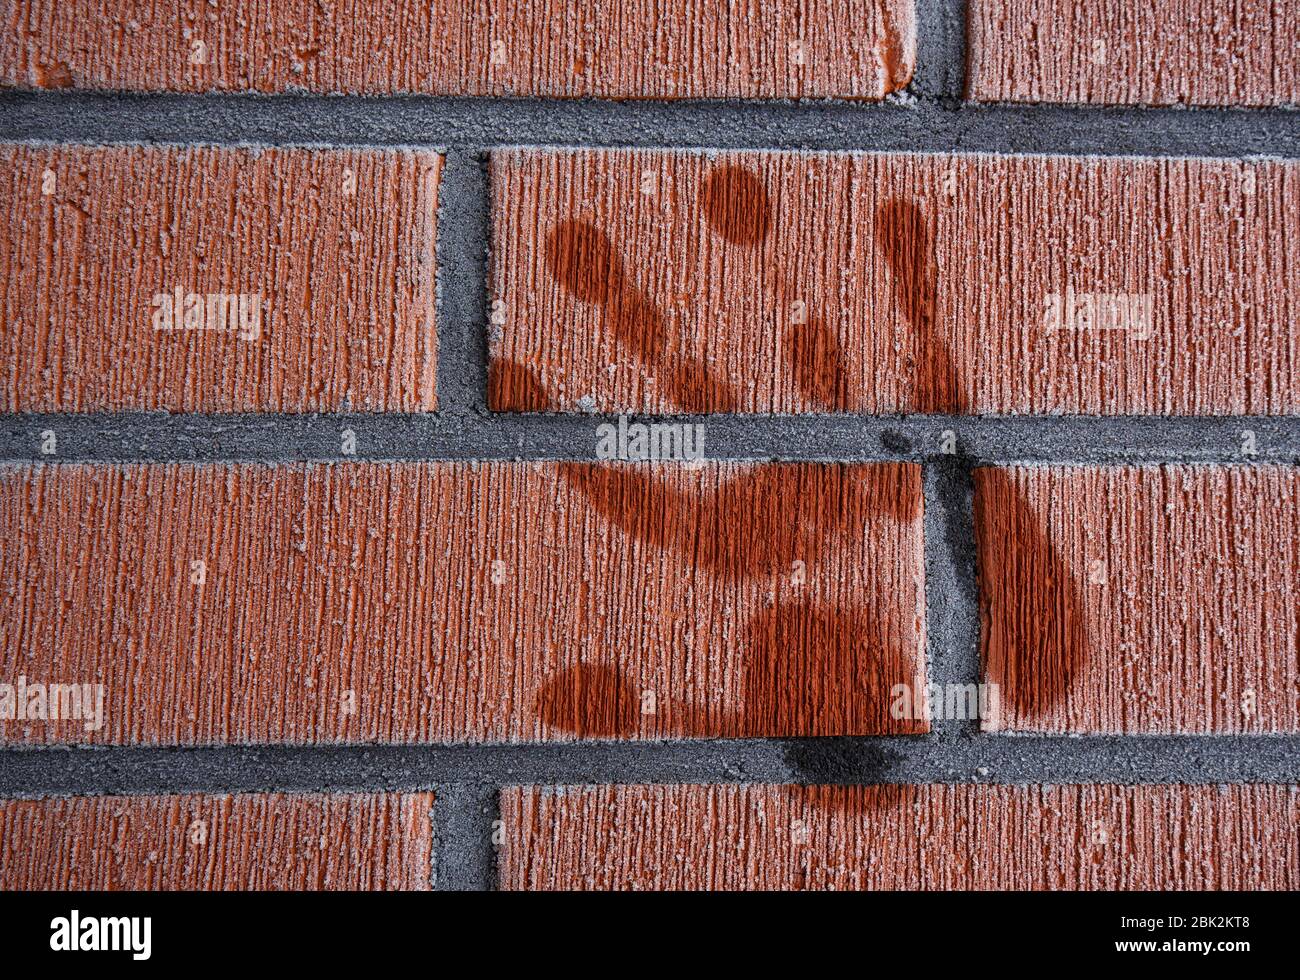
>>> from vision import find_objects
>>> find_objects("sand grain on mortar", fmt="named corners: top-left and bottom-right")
top-left (0, 144), bottom-right (439, 412)
top-left (976, 466), bottom-right (1300, 734)
top-left (0, 461), bottom-right (925, 744)
top-left (500, 784), bottom-right (1300, 890)
top-left (0, 0), bottom-right (915, 99)
top-left (0, 793), bottom-right (434, 890)
top-left (969, 0), bottom-right (1300, 107)
top-left (491, 149), bottom-right (1299, 416)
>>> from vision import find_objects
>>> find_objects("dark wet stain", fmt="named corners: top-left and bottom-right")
top-left (933, 448), bottom-right (981, 607)
top-left (552, 461), bottom-right (848, 581)
top-left (876, 197), bottom-right (958, 414)
top-left (488, 355), bottom-right (549, 412)
top-left (550, 459), bottom-right (922, 576)
top-left (523, 187), bottom-right (1089, 796)
top-left (702, 164), bottom-right (772, 246)
top-left (546, 220), bottom-right (666, 360)
top-left (881, 430), bottom-right (912, 455)
top-left (535, 663), bottom-right (638, 738)
top-left (34, 61), bottom-right (73, 89)
top-left (786, 315), bottom-right (848, 410)
top-left (740, 599), bottom-right (922, 738)
top-left (976, 467), bottom-right (1088, 726)
top-left (878, 4), bottom-right (914, 92)
top-left (543, 219), bottom-right (738, 411)
top-left (780, 744), bottom-right (910, 804)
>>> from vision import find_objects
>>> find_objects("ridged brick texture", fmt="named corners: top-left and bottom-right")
top-left (0, 144), bottom-right (439, 412)
top-left (976, 465), bottom-right (1300, 734)
top-left (489, 149), bottom-right (1299, 416)
top-left (0, 0), bottom-right (915, 99)
top-left (500, 783), bottom-right (1300, 890)
top-left (0, 461), bottom-right (926, 745)
top-left (969, 0), bottom-right (1300, 107)
top-left (0, 793), bottom-right (433, 890)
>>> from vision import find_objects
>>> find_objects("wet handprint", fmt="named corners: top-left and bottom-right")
top-left (497, 157), bottom-right (1087, 763)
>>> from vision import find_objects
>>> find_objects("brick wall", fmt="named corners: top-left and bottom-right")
top-left (0, 0), bottom-right (1297, 891)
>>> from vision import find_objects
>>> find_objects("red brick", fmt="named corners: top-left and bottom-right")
top-left (969, 0), bottom-right (1300, 107)
top-left (0, 144), bottom-right (439, 412)
top-left (0, 0), bottom-right (914, 99)
top-left (500, 783), bottom-right (1300, 890)
top-left (0, 792), bottom-right (433, 890)
top-left (0, 461), bottom-right (925, 744)
top-left (975, 466), bottom-right (1300, 734)
top-left (490, 149), bottom-right (1299, 415)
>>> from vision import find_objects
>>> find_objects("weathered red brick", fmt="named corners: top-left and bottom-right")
top-left (975, 466), bottom-right (1300, 733)
top-left (0, 0), bottom-right (915, 99)
top-left (490, 149), bottom-right (1299, 415)
top-left (0, 792), bottom-right (433, 890)
top-left (969, 0), bottom-right (1300, 107)
top-left (0, 144), bottom-right (439, 412)
top-left (0, 461), bottom-right (925, 744)
top-left (499, 783), bottom-right (1300, 890)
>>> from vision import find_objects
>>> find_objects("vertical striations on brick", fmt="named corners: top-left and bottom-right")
top-left (0, 144), bottom-right (440, 412)
top-left (975, 466), bottom-right (1300, 733)
top-left (0, 461), bottom-right (926, 744)
top-left (0, 0), bottom-right (915, 99)
top-left (500, 783), bottom-right (1300, 890)
top-left (969, 0), bottom-right (1300, 107)
top-left (0, 793), bottom-right (434, 890)
top-left (491, 149), bottom-right (1299, 416)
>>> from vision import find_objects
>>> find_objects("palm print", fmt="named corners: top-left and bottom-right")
top-left (494, 158), bottom-right (1087, 772)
